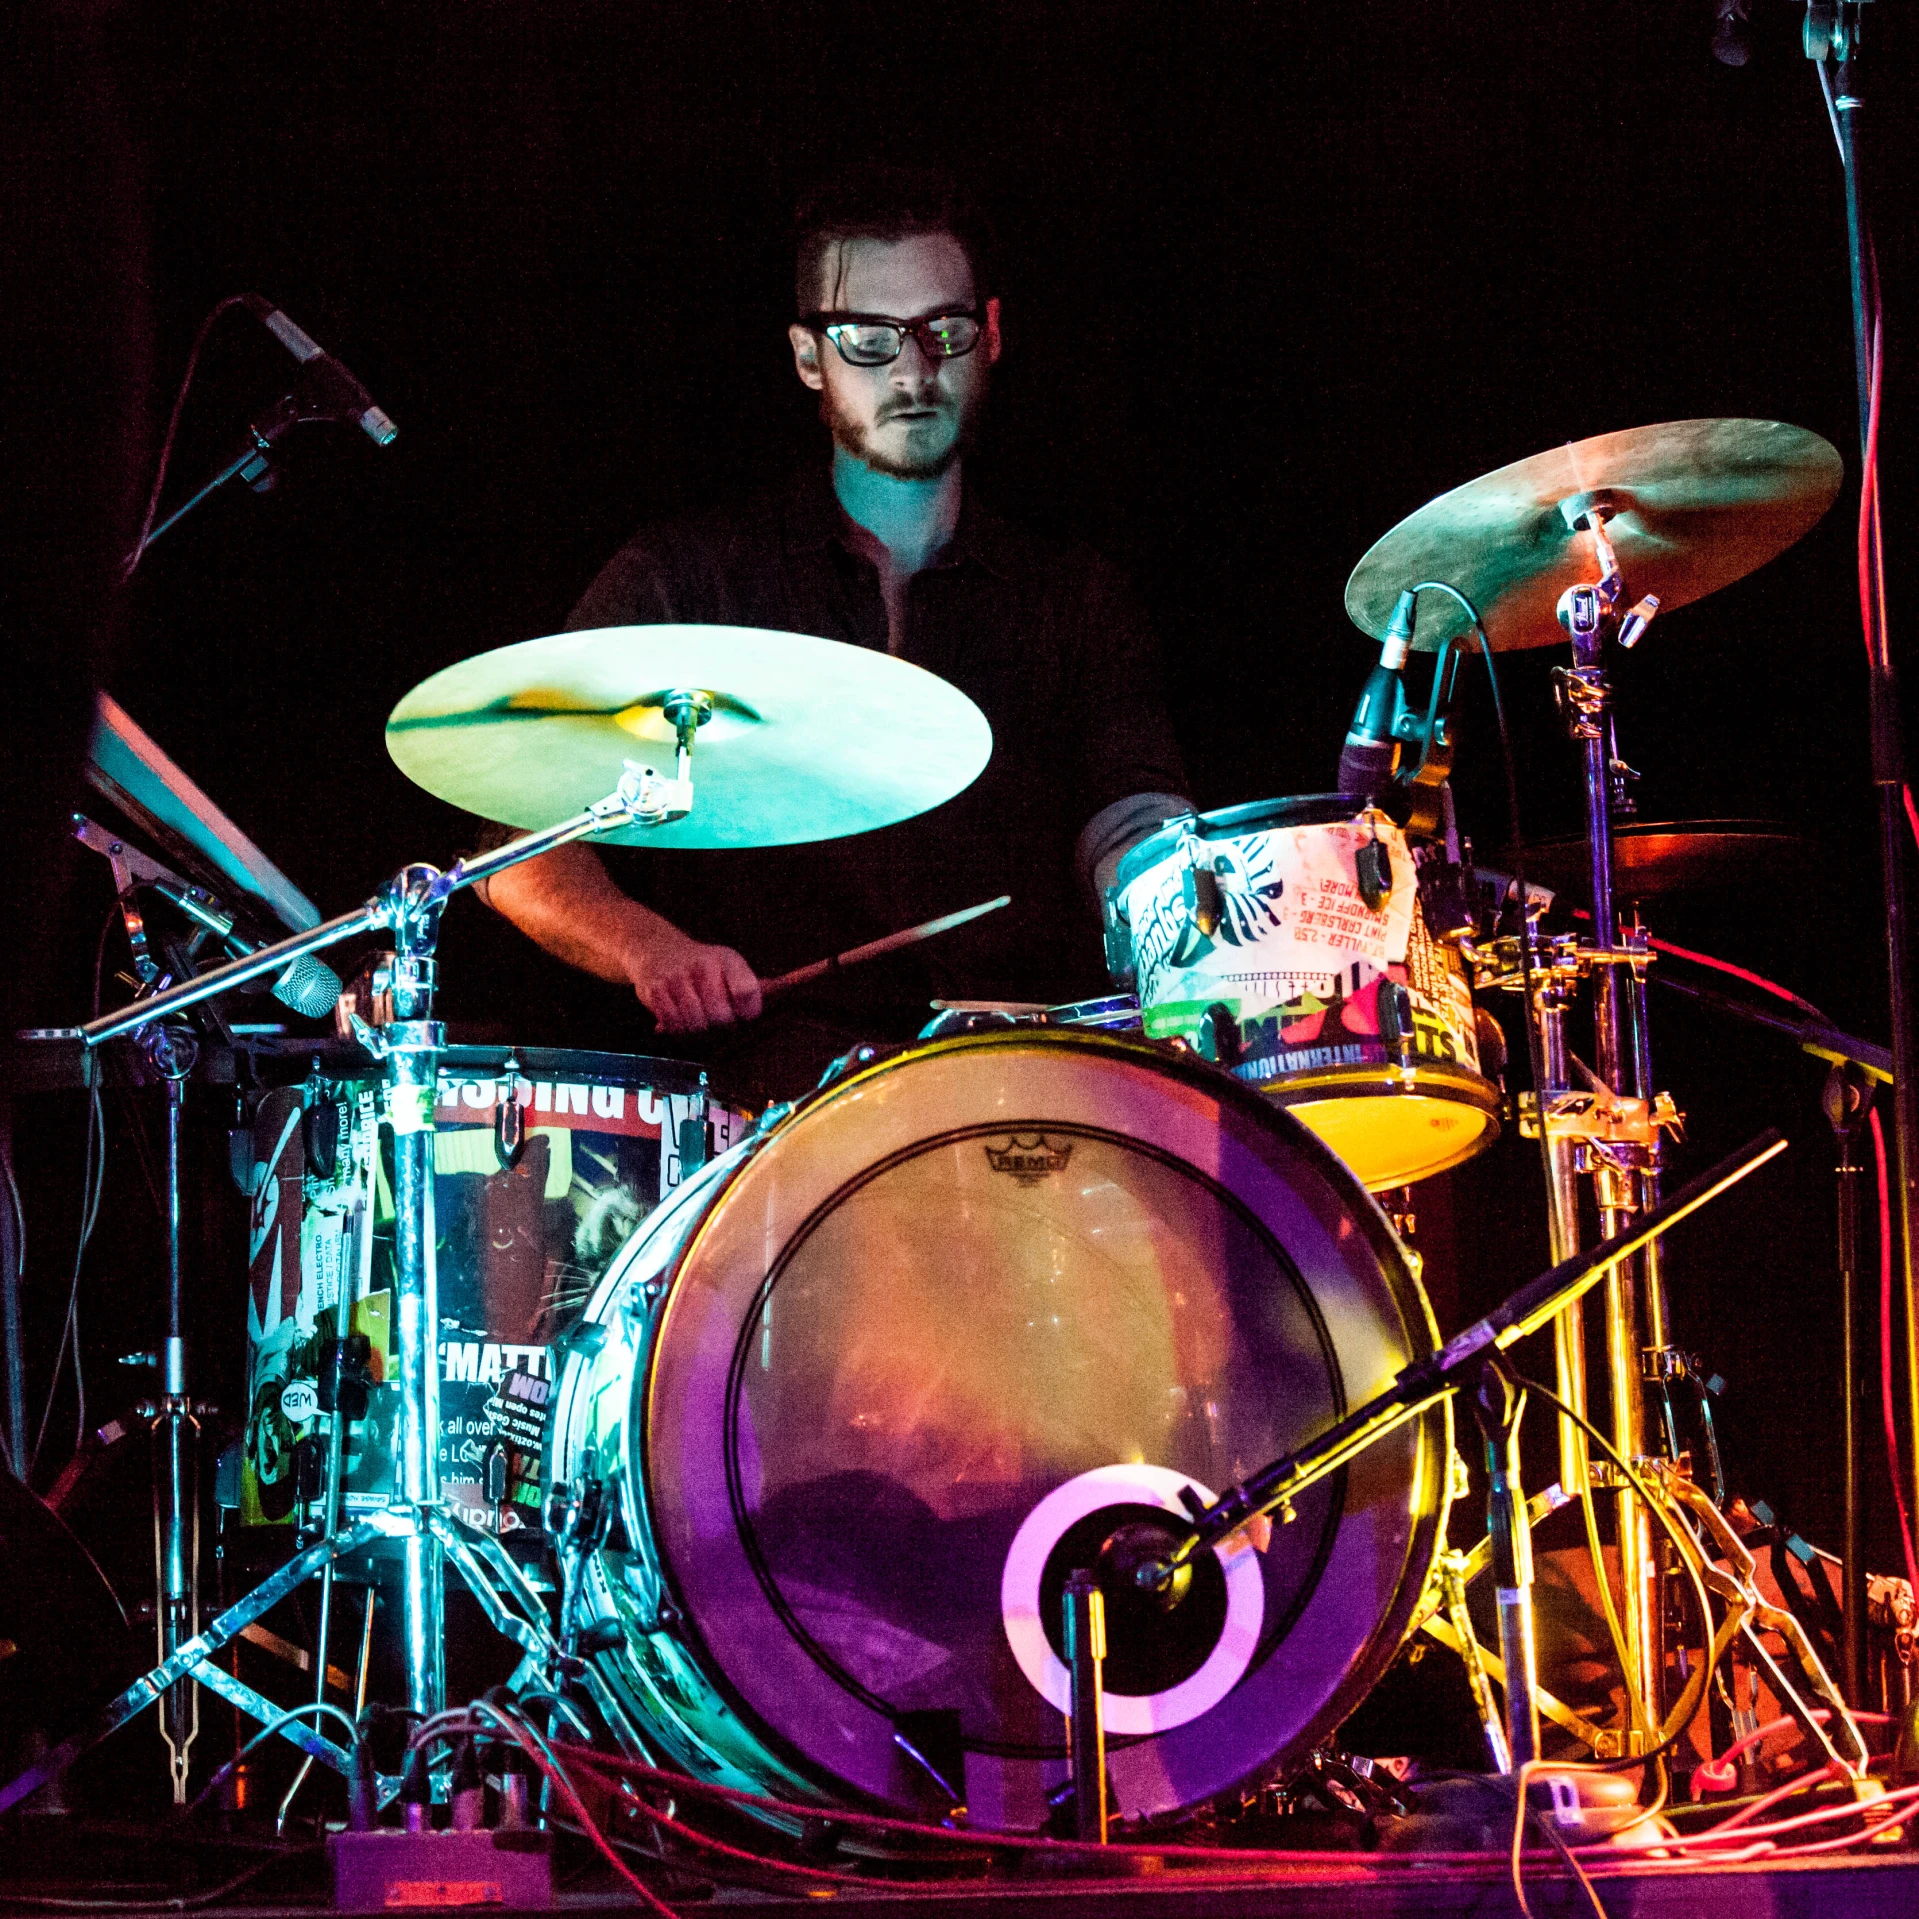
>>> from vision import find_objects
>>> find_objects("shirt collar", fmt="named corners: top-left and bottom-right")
top-left (779, 459), bottom-right (1018, 583)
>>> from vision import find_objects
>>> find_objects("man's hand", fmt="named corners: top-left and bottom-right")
top-left (477, 840), bottom-right (762, 1034)
top-left (627, 926), bottom-right (762, 1034)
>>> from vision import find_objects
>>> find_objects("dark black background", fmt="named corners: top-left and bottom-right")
top-left (8, 0), bottom-right (1918, 1726)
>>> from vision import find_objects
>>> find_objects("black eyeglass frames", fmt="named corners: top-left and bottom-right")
top-left (803, 310), bottom-right (985, 368)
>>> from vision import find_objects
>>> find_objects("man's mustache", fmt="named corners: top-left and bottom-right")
top-left (875, 397), bottom-right (953, 424)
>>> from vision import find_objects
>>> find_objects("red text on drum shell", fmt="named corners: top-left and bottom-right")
top-left (433, 1073), bottom-right (677, 1139)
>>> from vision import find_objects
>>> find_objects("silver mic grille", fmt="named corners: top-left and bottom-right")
top-left (271, 952), bottom-right (344, 1019)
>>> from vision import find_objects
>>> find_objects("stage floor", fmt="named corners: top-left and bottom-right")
top-left (9, 1817), bottom-right (1919, 1919)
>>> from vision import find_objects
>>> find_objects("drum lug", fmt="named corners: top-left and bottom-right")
top-left (494, 1060), bottom-right (526, 1167)
top-left (551, 1319), bottom-right (608, 1364)
top-left (1182, 860), bottom-right (1224, 939)
top-left (641, 1598), bottom-right (682, 1637)
top-left (1355, 829), bottom-right (1394, 913)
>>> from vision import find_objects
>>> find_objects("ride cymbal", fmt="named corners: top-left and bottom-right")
top-left (386, 624), bottom-right (994, 848)
top-left (1346, 418), bottom-right (1843, 650)
top-left (1518, 820), bottom-right (1816, 901)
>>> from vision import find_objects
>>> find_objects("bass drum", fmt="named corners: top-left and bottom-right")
top-left (546, 1029), bottom-right (1450, 1830)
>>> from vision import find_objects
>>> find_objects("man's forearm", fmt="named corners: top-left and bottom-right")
top-left (478, 841), bottom-right (671, 985)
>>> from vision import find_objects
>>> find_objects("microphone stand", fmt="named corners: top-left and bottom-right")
top-left (127, 355), bottom-right (386, 573)
top-left (1645, 965), bottom-right (1887, 1703)
top-left (1128, 1129), bottom-right (1868, 1774)
top-left (1810, 0), bottom-right (1919, 1569)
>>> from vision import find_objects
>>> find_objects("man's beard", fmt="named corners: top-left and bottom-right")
top-left (822, 381), bottom-right (986, 480)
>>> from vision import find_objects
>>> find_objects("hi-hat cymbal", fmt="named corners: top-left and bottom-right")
top-left (1518, 820), bottom-right (1817, 901)
top-left (387, 624), bottom-right (993, 848)
top-left (1346, 418), bottom-right (1843, 650)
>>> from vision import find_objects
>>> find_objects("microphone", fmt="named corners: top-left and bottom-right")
top-left (1338, 588), bottom-right (1416, 798)
top-left (243, 295), bottom-right (398, 446)
top-left (154, 881), bottom-right (344, 1018)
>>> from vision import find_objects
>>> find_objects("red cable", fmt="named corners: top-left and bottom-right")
top-left (1871, 1106), bottom-right (1919, 1594)
top-left (1643, 935), bottom-right (1824, 1017)
top-left (490, 1722), bottom-right (681, 1918)
top-left (1856, 315), bottom-right (1917, 857)
top-left (1860, 315), bottom-right (1886, 676)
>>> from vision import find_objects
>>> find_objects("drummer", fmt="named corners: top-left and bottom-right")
top-left (482, 168), bottom-right (1190, 1100)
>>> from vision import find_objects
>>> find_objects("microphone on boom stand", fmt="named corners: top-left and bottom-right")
top-left (1337, 588), bottom-right (1417, 798)
top-left (242, 296), bottom-right (398, 446)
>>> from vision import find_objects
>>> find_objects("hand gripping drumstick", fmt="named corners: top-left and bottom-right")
top-left (759, 895), bottom-right (1011, 1001)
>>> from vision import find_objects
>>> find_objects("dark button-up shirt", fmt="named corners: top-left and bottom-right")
top-left (566, 463), bottom-right (1187, 1097)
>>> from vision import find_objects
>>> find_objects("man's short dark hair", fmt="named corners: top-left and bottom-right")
top-left (793, 167), bottom-right (1000, 316)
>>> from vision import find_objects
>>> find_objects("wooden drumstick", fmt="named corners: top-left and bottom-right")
top-left (759, 896), bottom-right (1012, 1001)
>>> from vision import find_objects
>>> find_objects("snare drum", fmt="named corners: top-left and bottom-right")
top-left (546, 1028), bottom-right (1450, 1830)
top-left (1107, 796), bottom-right (1499, 1189)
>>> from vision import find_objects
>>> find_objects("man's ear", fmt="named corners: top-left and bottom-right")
top-left (982, 297), bottom-right (1002, 367)
top-left (789, 322), bottom-right (825, 392)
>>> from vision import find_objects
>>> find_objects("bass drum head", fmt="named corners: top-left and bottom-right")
top-left (636, 1030), bottom-right (1449, 1830)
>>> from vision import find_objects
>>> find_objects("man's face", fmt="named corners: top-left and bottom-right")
top-left (789, 233), bottom-right (1002, 480)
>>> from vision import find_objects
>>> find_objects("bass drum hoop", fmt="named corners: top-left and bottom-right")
top-left (560, 1029), bottom-right (1451, 1830)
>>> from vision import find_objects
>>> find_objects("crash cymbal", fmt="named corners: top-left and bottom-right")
top-left (386, 624), bottom-right (994, 849)
top-left (1518, 820), bottom-right (1816, 901)
top-left (1346, 418), bottom-right (1843, 650)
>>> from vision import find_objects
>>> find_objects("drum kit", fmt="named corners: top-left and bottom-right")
top-left (4, 415), bottom-right (1890, 1842)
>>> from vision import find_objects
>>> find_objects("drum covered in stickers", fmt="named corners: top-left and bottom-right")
top-left (239, 1046), bottom-right (738, 1535)
top-left (1107, 797), bottom-right (1499, 1189)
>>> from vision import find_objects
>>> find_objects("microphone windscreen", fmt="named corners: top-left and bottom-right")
top-left (1337, 738), bottom-right (1396, 799)
top-left (271, 952), bottom-right (344, 1018)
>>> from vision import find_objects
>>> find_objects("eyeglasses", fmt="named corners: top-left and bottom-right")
top-left (805, 310), bottom-right (985, 368)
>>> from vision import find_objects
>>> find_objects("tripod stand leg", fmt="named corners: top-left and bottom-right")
top-left (0, 1517), bottom-right (386, 1816)
top-left (1438, 1554), bottom-right (1512, 1773)
top-left (1473, 1364), bottom-right (1540, 1768)
top-left (276, 1198), bottom-right (366, 1836)
top-left (186, 1660), bottom-right (357, 1777)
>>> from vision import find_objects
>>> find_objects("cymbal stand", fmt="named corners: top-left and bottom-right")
top-left (1501, 498), bottom-right (1684, 1745)
top-left (1515, 926), bottom-right (1589, 1493)
top-left (0, 753), bottom-right (695, 1816)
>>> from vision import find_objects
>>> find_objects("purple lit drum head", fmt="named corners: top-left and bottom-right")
top-left (560, 1030), bottom-right (1448, 1829)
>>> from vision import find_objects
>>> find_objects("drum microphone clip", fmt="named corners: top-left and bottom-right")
top-left (1338, 587), bottom-right (1462, 838)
